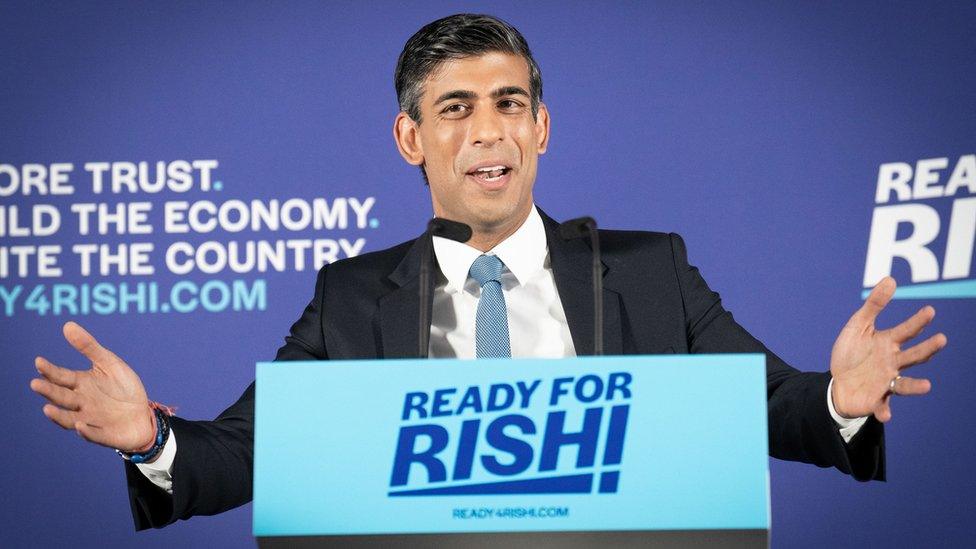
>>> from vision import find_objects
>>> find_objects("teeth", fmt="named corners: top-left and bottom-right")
top-left (470, 165), bottom-right (508, 182)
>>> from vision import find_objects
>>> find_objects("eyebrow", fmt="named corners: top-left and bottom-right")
top-left (433, 86), bottom-right (530, 105)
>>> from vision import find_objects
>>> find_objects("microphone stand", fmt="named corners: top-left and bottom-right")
top-left (419, 218), bottom-right (473, 358)
top-left (559, 217), bottom-right (603, 355)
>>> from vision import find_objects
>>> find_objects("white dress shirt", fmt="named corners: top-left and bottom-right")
top-left (429, 205), bottom-right (576, 359)
top-left (137, 204), bottom-right (865, 492)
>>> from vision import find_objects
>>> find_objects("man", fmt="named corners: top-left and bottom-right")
top-left (30, 14), bottom-right (945, 530)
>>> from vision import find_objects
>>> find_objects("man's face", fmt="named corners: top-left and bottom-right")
top-left (394, 52), bottom-right (550, 236)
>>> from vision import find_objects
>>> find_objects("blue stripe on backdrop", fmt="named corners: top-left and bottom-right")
top-left (2, 1), bottom-right (974, 548)
top-left (862, 280), bottom-right (976, 300)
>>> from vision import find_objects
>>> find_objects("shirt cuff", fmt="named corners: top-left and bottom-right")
top-left (827, 377), bottom-right (869, 444)
top-left (135, 429), bottom-right (177, 495)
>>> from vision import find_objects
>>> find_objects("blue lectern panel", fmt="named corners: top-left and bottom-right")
top-left (253, 355), bottom-right (769, 536)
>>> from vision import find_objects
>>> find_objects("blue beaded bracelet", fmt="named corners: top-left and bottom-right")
top-left (116, 407), bottom-right (170, 464)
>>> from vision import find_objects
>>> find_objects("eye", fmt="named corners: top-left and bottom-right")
top-left (498, 99), bottom-right (525, 111)
top-left (441, 103), bottom-right (469, 116)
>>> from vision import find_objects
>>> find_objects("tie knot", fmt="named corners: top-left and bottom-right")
top-left (469, 254), bottom-right (504, 286)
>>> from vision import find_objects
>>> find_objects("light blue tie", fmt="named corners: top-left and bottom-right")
top-left (469, 254), bottom-right (511, 358)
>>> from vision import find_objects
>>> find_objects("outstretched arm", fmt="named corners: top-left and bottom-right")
top-left (30, 264), bottom-right (331, 530)
top-left (669, 234), bottom-right (946, 480)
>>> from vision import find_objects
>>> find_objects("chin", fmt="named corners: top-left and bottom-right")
top-left (470, 203), bottom-right (524, 229)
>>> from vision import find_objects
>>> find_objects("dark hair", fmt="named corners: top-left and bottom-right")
top-left (394, 13), bottom-right (543, 123)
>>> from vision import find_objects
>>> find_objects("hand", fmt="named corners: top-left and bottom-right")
top-left (830, 276), bottom-right (947, 422)
top-left (29, 321), bottom-right (156, 452)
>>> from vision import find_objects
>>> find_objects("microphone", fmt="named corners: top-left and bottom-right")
top-left (419, 218), bottom-right (472, 357)
top-left (559, 216), bottom-right (603, 355)
top-left (429, 217), bottom-right (473, 243)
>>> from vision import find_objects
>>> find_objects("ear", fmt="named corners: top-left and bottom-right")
top-left (535, 102), bottom-right (551, 154)
top-left (393, 111), bottom-right (424, 165)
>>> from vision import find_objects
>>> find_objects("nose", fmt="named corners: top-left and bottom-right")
top-left (469, 106), bottom-right (504, 147)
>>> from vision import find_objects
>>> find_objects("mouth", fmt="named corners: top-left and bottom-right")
top-left (465, 164), bottom-right (513, 187)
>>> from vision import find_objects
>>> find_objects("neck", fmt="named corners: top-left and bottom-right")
top-left (465, 208), bottom-right (532, 252)
top-left (467, 229), bottom-right (514, 252)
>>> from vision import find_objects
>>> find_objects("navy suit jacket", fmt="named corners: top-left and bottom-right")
top-left (125, 209), bottom-right (885, 530)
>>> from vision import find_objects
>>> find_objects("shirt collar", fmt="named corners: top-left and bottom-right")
top-left (432, 205), bottom-right (548, 294)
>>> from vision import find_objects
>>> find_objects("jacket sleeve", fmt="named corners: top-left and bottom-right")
top-left (668, 233), bottom-right (884, 481)
top-left (125, 265), bottom-right (331, 530)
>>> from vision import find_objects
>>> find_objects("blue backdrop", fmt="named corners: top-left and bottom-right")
top-left (2, 1), bottom-right (974, 547)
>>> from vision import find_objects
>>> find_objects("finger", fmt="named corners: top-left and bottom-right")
top-left (892, 376), bottom-right (932, 396)
top-left (888, 305), bottom-right (935, 343)
top-left (29, 378), bottom-right (80, 411)
top-left (35, 356), bottom-right (77, 389)
top-left (42, 403), bottom-right (78, 430)
top-left (874, 401), bottom-right (892, 423)
top-left (855, 277), bottom-right (896, 325)
top-left (63, 321), bottom-right (115, 364)
top-left (898, 333), bottom-right (948, 369)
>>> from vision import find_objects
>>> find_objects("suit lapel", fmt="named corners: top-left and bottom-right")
top-left (378, 233), bottom-right (432, 358)
top-left (539, 210), bottom-right (623, 356)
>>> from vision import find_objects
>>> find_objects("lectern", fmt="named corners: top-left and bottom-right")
top-left (254, 355), bottom-right (769, 548)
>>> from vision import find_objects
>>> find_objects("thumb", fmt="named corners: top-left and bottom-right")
top-left (63, 321), bottom-right (117, 365)
top-left (855, 276), bottom-right (896, 326)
